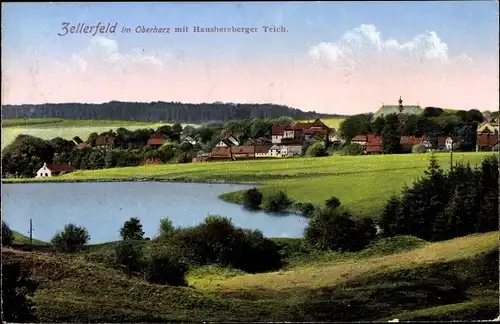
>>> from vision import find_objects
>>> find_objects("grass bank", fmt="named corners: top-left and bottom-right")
top-left (3, 231), bottom-right (498, 321)
top-left (1, 118), bottom-right (198, 150)
top-left (5, 152), bottom-right (492, 218)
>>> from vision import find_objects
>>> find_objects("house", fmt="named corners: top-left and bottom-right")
top-left (230, 145), bottom-right (255, 158)
top-left (192, 155), bottom-right (211, 163)
top-left (373, 97), bottom-right (423, 120)
top-left (214, 138), bottom-right (234, 148)
top-left (366, 134), bottom-right (382, 154)
top-left (211, 146), bottom-right (232, 159)
top-left (351, 135), bottom-right (368, 146)
top-left (477, 121), bottom-right (499, 135)
top-left (294, 118), bottom-right (330, 137)
top-left (280, 139), bottom-right (303, 157)
top-left (420, 136), bottom-right (433, 149)
top-left (147, 134), bottom-right (168, 149)
top-left (476, 133), bottom-right (499, 151)
top-left (400, 136), bottom-right (423, 152)
top-left (182, 136), bottom-right (198, 146)
top-left (254, 144), bottom-right (272, 157)
top-left (269, 144), bottom-right (281, 157)
top-left (437, 136), bottom-right (460, 150)
top-left (95, 135), bottom-right (115, 148)
top-left (35, 162), bottom-right (75, 178)
top-left (271, 124), bottom-right (288, 144)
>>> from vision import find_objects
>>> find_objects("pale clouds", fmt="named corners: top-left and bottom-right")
top-left (55, 36), bottom-right (173, 74)
top-left (309, 24), bottom-right (474, 70)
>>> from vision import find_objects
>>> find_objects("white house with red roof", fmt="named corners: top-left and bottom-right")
top-left (36, 163), bottom-right (76, 178)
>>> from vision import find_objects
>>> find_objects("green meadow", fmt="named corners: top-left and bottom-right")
top-left (5, 152), bottom-right (493, 218)
top-left (4, 230), bottom-right (498, 321)
top-left (1, 118), bottom-right (196, 150)
top-left (298, 116), bottom-right (345, 129)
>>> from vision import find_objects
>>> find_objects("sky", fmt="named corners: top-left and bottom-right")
top-left (2, 2), bottom-right (499, 115)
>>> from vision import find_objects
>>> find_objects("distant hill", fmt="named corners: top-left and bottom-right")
top-left (1, 101), bottom-right (346, 124)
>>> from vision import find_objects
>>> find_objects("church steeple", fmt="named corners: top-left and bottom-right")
top-left (398, 96), bottom-right (404, 113)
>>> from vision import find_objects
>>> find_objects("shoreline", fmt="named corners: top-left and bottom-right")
top-left (1, 177), bottom-right (263, 187)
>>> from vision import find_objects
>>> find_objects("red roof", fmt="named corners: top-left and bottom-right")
top-left (46, 163), bottom-right (75, 172)
top-left (147, 138), bottom-right (167, 146)
top-left (254, 144), bottom-right (272, 153)
top-left (400, 136), bottom-right (423, 146)
top-left (366, 134), bottom-right (382, 153)
top-left (150, 134), bottom-right (167, 140)
top-left (272, 125), bottom-right (288, 135)
top-left (211, 146), bottom-right (232, 157)
top-left (230, 145), bottom-right (255, 154)
top-left (477, 134), bottom-right (499, 148)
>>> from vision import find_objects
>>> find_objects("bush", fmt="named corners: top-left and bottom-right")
top-left (339, 143), bottom-right (364, 156)
top-left (114, 240), bottom-right (144, 275)
top-left (158, 217), bottom-right (176, 240)
top-left (294, 202), bottom-right (316, 217)
top-left (304, 207), bottom-right (377, 251)
top-left (325, 196), bottom-right (341, 209)
top-left (169, 215), bottom-right (282, 273)
top-left (143, 249), bottom-right (188, 286)
top-left (2, 221), bottom-right (14, 246)
top-left (120, 217), bottom-right (145, 241)
top-left (243, 188), bottom-right (263, 210)
top-left (2, 261), bottom-right (37, 322)
top-left (412, 144), bottom-right (427, 153)
top-left (262, 191), bottom-right (293, 213)
top-left (306, 142), bottom-right (327, 157)
top-left (51, 223), bottom-right (90, 253)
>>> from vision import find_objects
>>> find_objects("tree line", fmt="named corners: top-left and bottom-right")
top-left (1, 101), bottom-right (342, 124)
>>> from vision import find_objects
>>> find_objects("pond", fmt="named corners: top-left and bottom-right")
top-left (2, 182), bottom-right (308, 244)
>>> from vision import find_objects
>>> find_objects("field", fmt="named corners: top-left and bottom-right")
top-left (6, 152), bottom-right (494, 219)
top-left (3, 231), bottom-right (498, 321)
top-left (298, 116), bottom-right (345, 129)
top-left (1, 118), bottom-right (197, 150)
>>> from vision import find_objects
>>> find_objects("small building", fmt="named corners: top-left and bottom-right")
top-left (477, 121), bottom-right (499, 135)
top-left (230, 145), bottom-right (255, 158)
top-left (280, 139), bottom-right (303, 157)
top-left (182, 136), bottom-right (198, 146)
top-left (254, 144), bottom-right (272, 157)
top-left (36, 162), bottom-right (75, 178)
top-left (366, 134), bottom-right (382, 154)
top-left (211, 146), bottom-right (232, 159)
top-left (271, 125), bottom-right (288, 144)
top-left (476, 133), bottom-right (499, 151)
top-left (351, 134), bottom-right (368, 146)
top-left (269, 144), bottom-right (281, 157)
top-left (147, 134), bottom-right (168, 149)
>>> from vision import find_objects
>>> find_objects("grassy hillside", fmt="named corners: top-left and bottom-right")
top-left (298, 116), bottom-right (345, 129)
top-left (1, 118), bottom-right (197, 150)
top-left (12, 230), bottom-right (48, 245)
top-left (3, 231), bottom-right (498, 322)
top-left (5, 152), bottom-right (493, 218)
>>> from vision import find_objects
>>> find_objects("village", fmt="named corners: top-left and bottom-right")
top-left (31, 98), bottom-right (499, 177)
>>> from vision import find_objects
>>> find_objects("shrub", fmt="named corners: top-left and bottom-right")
top-left (325, 196), bottom-right (341, 209)
top-left (158, 217), bottom-right (176, 240)
top-left (306, 142), bottom-right (327, 157)
top-left (2, 261), bottom-right (37, 322)
top-left (2, 221), bottom-right (14, 246)
top-left (243, 188), bottom-right (263, 210)
top-left (51, 223), bottom-right (90, 253)
top-left (170, 215), bottom-right (282, 273)
top-left (143, 249), bottom-right (188, 286)
top-left (339, 143), bottom-right (364, 156)
top-left (294, 202), bottom-right (316, 217)
top-left (114, 240), bottom-right (144, 275)
top-left (120, 217), bottom-right (145, 241)
top-left (412, 143), bottom-right (427, 153)
top-left (262, 191), bottom-right (293, 213)
top-left (304, 207), bottom-right (377, 251)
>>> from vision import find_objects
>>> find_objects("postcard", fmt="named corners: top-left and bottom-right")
top-left (1, 2), bottom-right (499, 322)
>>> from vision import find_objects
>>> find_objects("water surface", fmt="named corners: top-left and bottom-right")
top-left (2, 182), bottom-right (308, 243)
